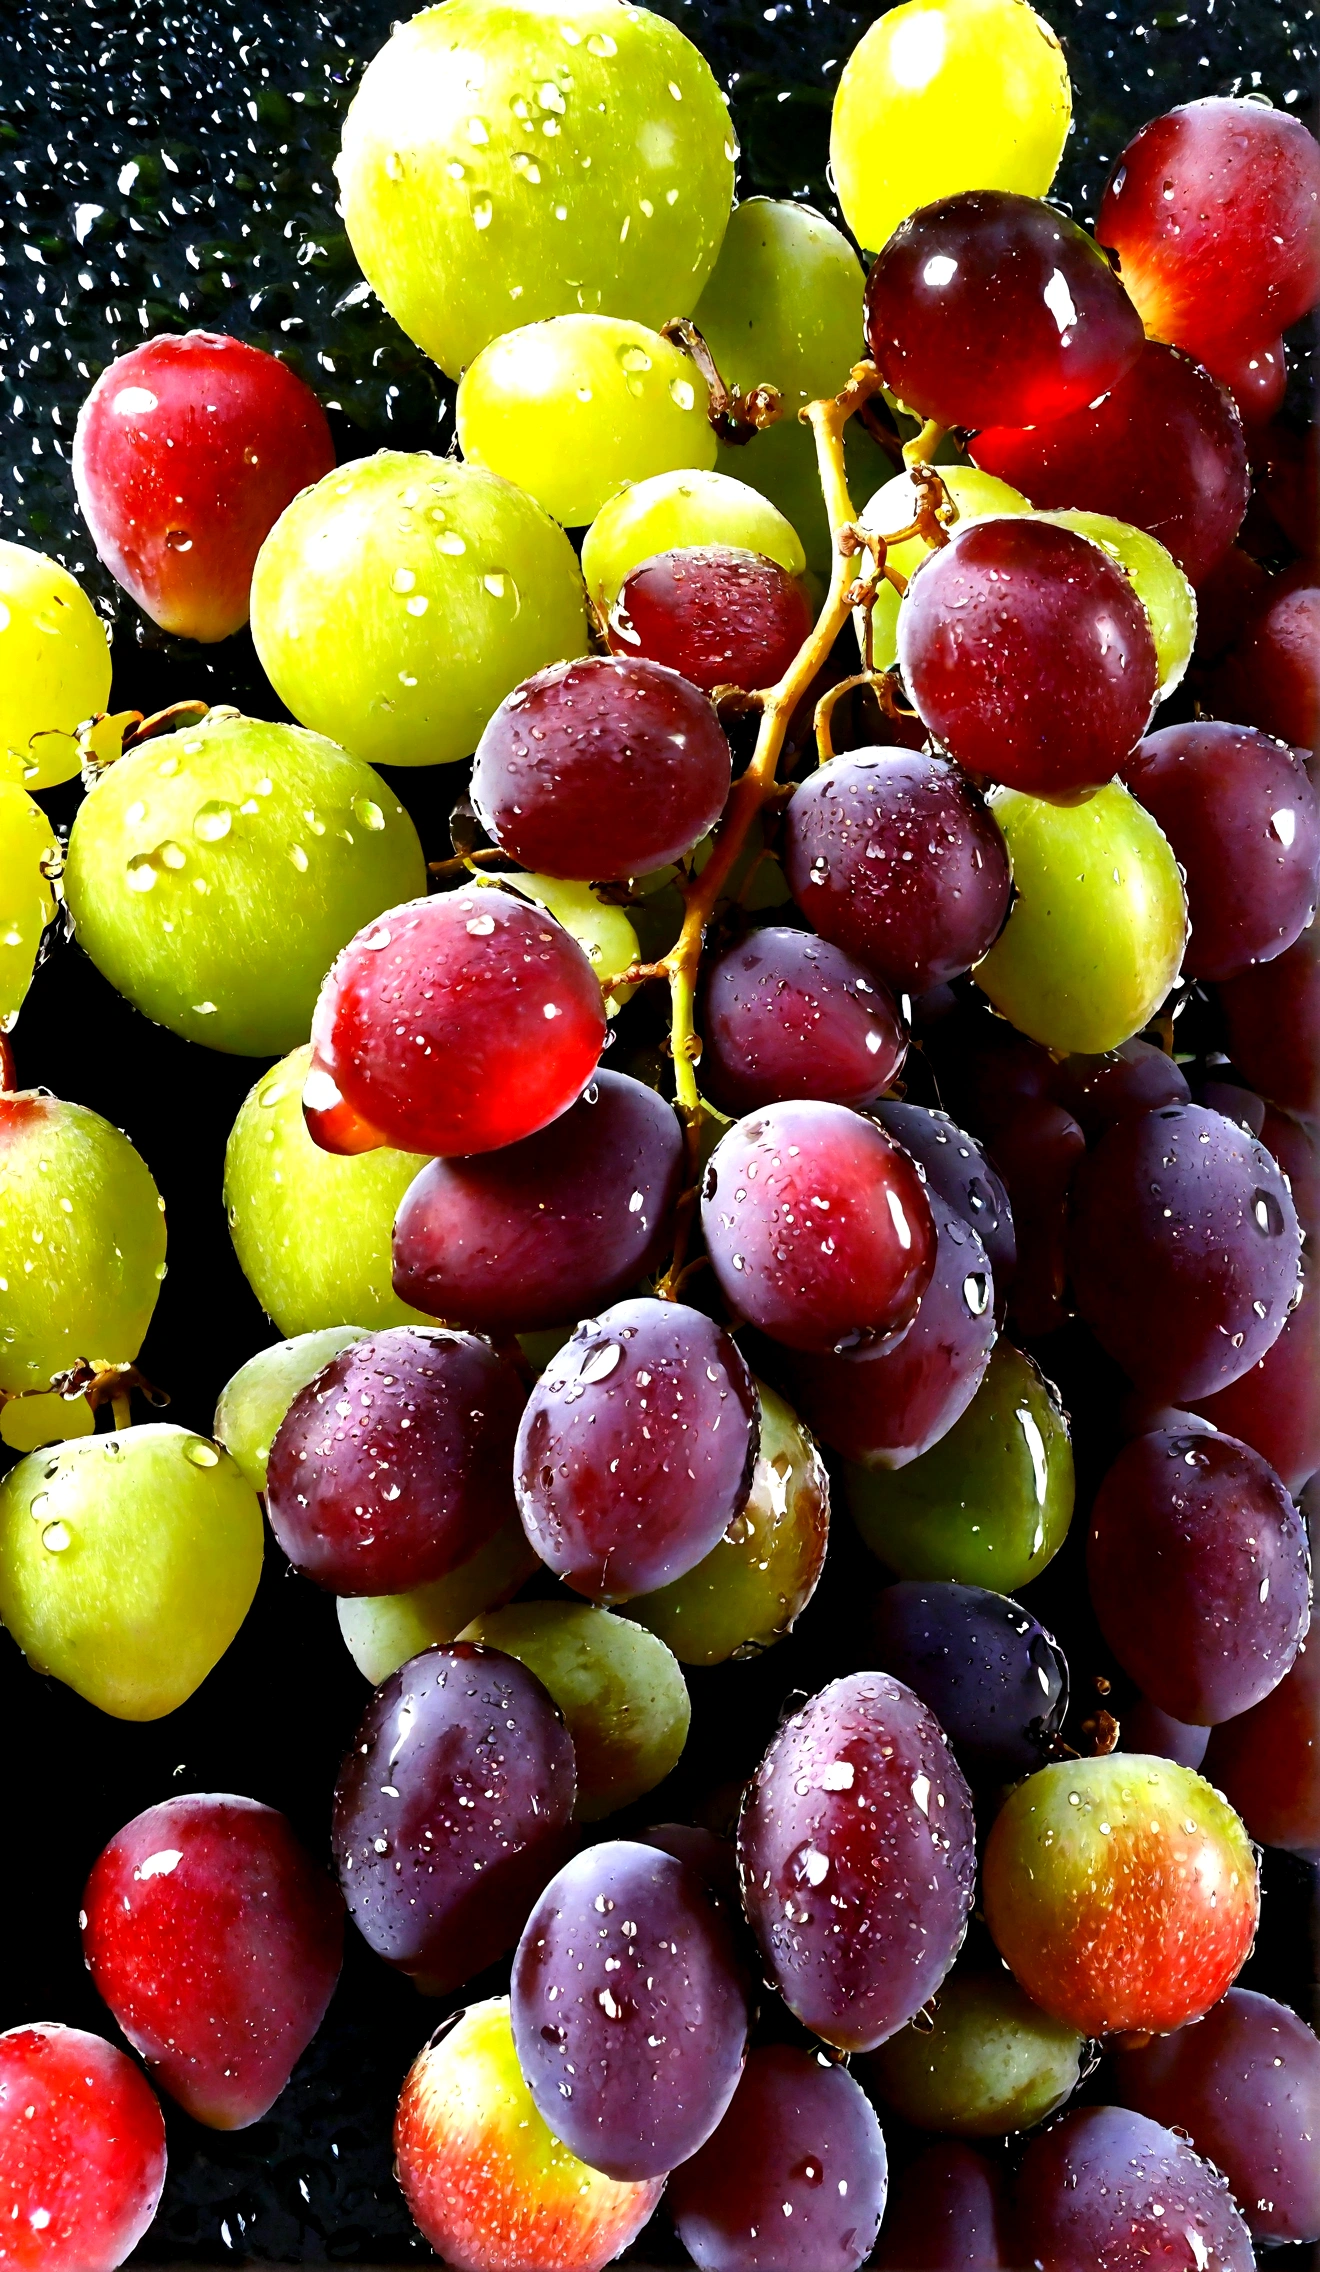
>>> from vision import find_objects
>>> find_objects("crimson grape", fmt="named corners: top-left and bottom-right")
top-left (1014, 2105), bottom-right (1253, 2271)
top-left (873, 2140), bottom-right (1008, 2270)
top-left (0, 2024), bottom-right (167, 2272)
top-left (1189, 1264), bottom-right (1320, 1496)
top-left (606, 546), bottom-right (813, 695)
top-left (699, 927), bottom-right (907, 1115)
top-left (1051, 1037), bottom-right (1189, 1140)
top-left (1207, 566), bottom-right (1320, 753)
top-left (869, 1581), bottom-right (1068, 1783)
top-left (1203, 1637), bottom-right (1320, 1860)
top-left (980, 1100), bottom-right (1085, 1340)
top-left (1213, 334), bottom-right (1289, 424)
top-left (1117, 1695), bottom-right (1209, 1770)
top-left (1219, 924), bottom-right (1320, 1122)
top-left (872, 1103), bottom-right (1016, 1295)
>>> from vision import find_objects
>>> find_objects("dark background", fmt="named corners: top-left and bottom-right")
top-left (0, 0), bottom-right (1317, 2260)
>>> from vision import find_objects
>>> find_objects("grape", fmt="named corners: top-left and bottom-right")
top-left (873, 2139), bottom-right (1008, 2269)
top-left (865, 191), bottom-right (1143, 431)
top-left (868, 1581), bottom-right (1068, 1783)
top-left (1118, 1695), bottom-right (1209, 1770)
top-left (699, 927), bottom-right (907, 1116)
top-left (213, 1328), bottom-right (367, 1493)
top-left (782, 752), bottom-right (1012, 997)
top-left (470, 656), bottom-right (732, 883)
top-left (723, 417), bottom-right (898, 585)
top-left (0, 782), bottom-right (58, 1032)
top-left (738, 1671), bottom-right (976, 2051)
top-left (1263, 1105), bottom-right (1320, 1240)
top-left (1190, 1262), bottom-right (1320, 1496)
top-left (0, 1392), bottom-right (96, 1459)
top-left (580, 467), bottom-right (806, 616)
top-left (830, 0), bottom-right (1071, 258)
top-left (0, 2024), bottom-right (166, 2272)
top-left (864, 1963), bottom-right (1083, 2137)
top-left (1203, 1637), bottom-right (1320, 1860)
top-left (72, 331), bottom-right (335, 643)
top-left (307, 890), bottom-right (606, 1161)
top-left (973, 783), bottom-right (1187, 1055)
top-left (1213, 333), bottom-right (1289, 424)
top-left (64, 712), bottom-right (426, 1056)
top-left (1013, 2105), bottom-right (1253, 2272)
top-left (862, 466), bottom-right (1032, 666)
top-left (977, 1100), bottom-right (1085, 1339)
top-left (0, 539), bottom-right (111, 792)
top-left (692, 197), bottom-right (863, 405)
top-left (872, 1102), bottom-right (1015, 1296)
top-left (624, 1378), bottom-right (829, 1666)
top-left (982, 1755), bottom-right (1258, 2035)
top-left (1051, 1036), bottom-right (1189, 1141)
top-left (511, 1838), bottom-right (749, 2180)
top-left (0, 1091), bottom-right (166, 1396)
top-left (0, 1425), bottom-right (263, 1720)
top-left (1207, 565), bottom-right (1319, 751)
top-left (457, 1601), bottom-right (690, 1820)
top-left (639, 1824), bottom-right (741, 1909)
top-left (250, 453), bottom-right (590, 770)
top-left (82, 1795), bottom-right (343, 2130)
top-left (1066, 1103), bottom-right (1303, 1400)
top-left (1219, 923), bottom-right (1320, 1122)
top-left (667, 2044), bottom-right (889, 2272)
top-left (1033, 509), bottom-right (1197, 698)
top-left (898, 518), bottom-right (1158, 798)
top-left (499, 872), bottom-right (643, 1014)
top-left (844, 1340), bottom-right (1074, 1591)
top-left (336, 1522), bottom-right (538, 1686)
top-left (513, 1298), bottom-right (760, 1601)
top-left (607, 546), bottom-right (812, 694)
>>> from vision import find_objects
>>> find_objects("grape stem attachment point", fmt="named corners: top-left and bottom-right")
top-left (661, 317), bottom-right (785, 445)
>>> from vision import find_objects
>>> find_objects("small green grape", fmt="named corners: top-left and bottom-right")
top-left (213, 1327), bottom-right (368, 1493)
top-left (0, 540), bottom-right (112, 791)
top-left (0, 781), bottom-right (58, 1030)
top-left (337, 1519), bottom-right (540, 1685)
top-left (251, 453), bottom-right (590, 770)
top-left (721, 418), bottom-right (896, 583)
top-left (0, 1392), bottom-right (96, 1456)
top-left (0, 1425), bottom-right (263, 1719)
top-left (1034, 510), bottom-right (1197, 699)
top-left (862, 465), bottom-right (1032, 667)
top-left (64, 713), bottom-right (426, 1055)
top-left (864, 1965), bottom-right (1084, 2136)
top-left (692, 198), bottom-right (865, 410)
top-left (581, 468), bottom-right (806, 614)
top-left (974, 782), bottom-right (1188, 1055)
top-left (496, 874), bottom-right (640, 1010)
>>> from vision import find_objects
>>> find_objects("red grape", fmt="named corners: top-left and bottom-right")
top-left (0, 2023), bottom-right (166, 2272)
top-left (606, 546), bottom-right (813, 695)
top-left (73, 330), bottom-right (334, 643)
top-left (1206, 566), bottom-right (1320, 752)
top-left (1013, 2105), bottom-right (1253, 2271)
top-left (897, 518), bottom-right (1159, 797)
top-left (1218, 923), bottom-right (1320, 1122)
top-left (1117, 1695), bottom-right (1209, 1770)
top-left (1189, 1263), bottom-right (1320, 1496)
top-left (980, 1100), bottom-right (1085, 1340)
top-left (1203, 1636), bottom-right (1320, 1859)
top-left (81, 1795), bottom-right (343, 2130)
top-left (868, 1580), bottom-right (1068, 1783)
top-left (1051, 1037), bottom-right (1190, 1140)
top-left (699, 927), bottom-right (907, 1115)
top-left (873, 2140), bottom-right (1008, 2269)
top-left (1212, 334), bottom-right (1288, 425)
top-left (872, 1102), bottom-right (1016, 1296)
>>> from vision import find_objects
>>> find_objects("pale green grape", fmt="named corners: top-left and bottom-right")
top-left (336, 0), bottom-right (735, 379)
top-left (64, 713), bottom-right (425, 1055)
top-left (213, 1327), bottom-right (368, 1493)
top-left (0, 1092), bottom-right (165, 1396)
top-left (496, 874), bottom-right (640, 1012)
top-left (0, 1393), bottom-right (96, 1456)
top-left (224, 1044), bottom-right (434, 1339)
top-left (720, 418), bottom-right (897, 583)
top-left (337, 1519), bottom-right (539, 1684)
top-left (865, 1965), bottom-right (1084, 2136)
top-left (863, 465), bottom-right (1032, 668)
top-left (581, 468), bottom-right (806, 614)
top-left (0, 782), bottom-right (58, 1031)
top-left (1034, 510), bottom-right (1197, 699)
top-left (251, 453), bottom-right (591, 770)
top-left (692, 197), bottom-right (865, 410)
top-left (457, 317), bottom-right (716, 529)
top-left (0, 1425), bottom-right (263, 1719)
top-left (0, 540), bottom-right (112, 791)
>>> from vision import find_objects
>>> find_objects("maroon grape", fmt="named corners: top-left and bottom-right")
top-left (1189, 1264), bottom-right (1320, 1496)
top-left (1052, 1038), bottom-right (1190, 1141)
top-left (1117, 1696), bottom-right (1209, 1770)
top-left (331, 1643), bottom-right (576, 1991)
top-left (1213, 334), bottom-right (1288, 425)
top-left (868, 1581), bottom-right (1068, 1783)
top-left (511, 1839), bottom-right (749, 2182)
top-left (737, 1672), bottom-right (976, 2052)
top-left (1262, 1105), bottom-right (1320, 1241)
top-left (638, 1824), bottom-right (741, 1909)
top-left (1013, 2105), bottom-right (1254, 2272)
top-left (873, 2140), bottom-right (1008, 2269)
top-left (699, 927), bottom-right (907, 1116)
top-left (606, 546), bottom-right (813, 695)
top-left (1219, 924), bottom-right (1320, 1122)
top-left (872, 1102), bottom-right (1016, 1296)
top-left (1203, 1637), bottom-right (1320, 1860)
top-left (513, 1297), bottom-right (760, 1600)
top-left (983, 1100), bottom-right (1085, 1340)
top-left (1207, 567), bottom-right (1320, 752)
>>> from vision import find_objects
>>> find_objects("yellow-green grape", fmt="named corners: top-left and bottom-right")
top-left (581, 468), bottom-right (806, 614)
top-left (692, 197), bottom-right (865, 409)
top-left (64, 713), bottom-right (426, 1055)
top-left (720, 418), bottom-right (896, 583)
top-left (224, 1045), bottom-right (434, 1339)
top-left (335, 0), bottom-right (735, 380)
top-left (213, 1327), bottom-right (368, 1493)
top-left (495, 873), bottom-right (640, 1013)
top-left (457, 317), bottom-right (716, 530)
top-left (337, 1519), bottom-right (540, 1684)
top-left (974, 782), bottom-right (1188, 1055)
top-left (0, 1393), bottom-right (96, 1457)
top-left (846, 1342), bottom-right (1073, 1590)
top-left (0, 539), bottom-right (111, 791)
top-left (458, 1600), bottom-right (690, 1821)
top-left (250, 453), bottom-right (590, 769)
top-left (831, 0), bottom-right (1071, 255)
top-left (625, 1382), bottom-right (829, 1665)
top-left (1034, 510), bottom-right (1197, 699)
top-left (0, 1092), bottom-right (166, 1396)
top-left (864, 1965), bottom-right (1084, 2136)
top-left (863, 465), bottom-right (1032, 667)
top-left (0, 1426), bottom-right (263, 1719)
top-left (0, 782), bottom-right (58, 1030)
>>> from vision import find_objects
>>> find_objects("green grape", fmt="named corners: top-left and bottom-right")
top-left (336, 0), bottom-right (735, 380)
top-left (0, 1091), bottom-right (166, 1396)
top-left (1033, 510), bottom-right (1197, 699)
top-left (581, 468), bottom-right (807, 615)
top-left (974, 782), bottom-right (1187, 1055)
top-left (224, 1045), bottom-right (434, 1339)
top-left (720, 418), bottom-right (896, 583)
top-left (831, 0), bottom-right (1071, 256)
top-left (0, 1425), bottom-right (263, 1720)
top-left (457, 317), bottom-right (716, 530)
top-left (213, 1327), bottom-right (368, 1493)
top-left (64, 713), bottom-right (425, 1056)
top-left (0, 1392), bottom-right (96, 1457)
top-left (495, 873), bottom-right (640, 1011)
top-left (863, 465), bottom-right (1032, 668)
top-left (337, 1518), bottom-right (540, 1685)
top-left (625, 1382), bottom-right (828, 1666)
top-left (458, 1600), bottom-right (690, 1820)
top-left (0, 539), bottom-right (112, 792)
top-left (846, 1342), bottom-right (1073, 1590)
top-left (864, 1964), bottom-right (1084, 2136)
top-left (691, 197), bottom-right (865, 409)
top-left (251, 453), bottom-right (590, 770)
top-left (0, 782), bottom-right (58, 1031)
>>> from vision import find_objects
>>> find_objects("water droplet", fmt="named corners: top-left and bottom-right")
top-left (165, 529), bottom-right (193, 552)
top-left (1253, 1188), bottom-right (1285, 1236)
top-left (405, 594), bottom-right (429, 616)
top-left (437, 531), bottom-right (467, 556)
top-left (192, 1000), bottom-right (218, 1016)
top-left (156, 840), bottom-right (186, 871)
top-left (586, 28), bottom-right (617, 54)
top-left (184, 1439), bottom-right (220, 1467)
top-left (126, 853), bottom-right (157, 891)
top-left (391, 566), bottom-right (416, 594)
top-left (472, 194), bottom-right (493, 230)
top-left (468, 115), bottom-right (490, 142)
top-left (193, 800), bottom-right (233, 843)
top-left (669, 376), bottom-right (695, 411)
top-left (42, 1521), bottom-right (71, 1552)
top-left (28, 1493), bottom-right (50, 1521)
top-left (384, 150), bottom-right (403, 180)
top-left (288, 844), bottom-right (310, 873)
top-left (354, 798), bottom-right (386, 832)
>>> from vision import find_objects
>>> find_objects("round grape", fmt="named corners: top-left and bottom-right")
top-left (869, 1580), bottom-right (1068, 1783)
top-left (1203, 1637), bottom-right (1320, 1860)
top-left (1013, 2105), bottom-right (1253, 2272)
top-left (607, 545), bottom-right (812, 694)
top-left (580, 467), bottom-right (806, 616)
top-left (336, 1521), bottom-right (538, 1686)
top-left (0, 539), bottom-right (111, 793)
top-left (699, 927), bottom-right (906, 1116)
top-left (0, 2024), bottom-right (166, 2272)
top-left (1032, 508), bottom-right (1197, 699)
top-left (693, 197), bottom-right (865, 411)
top-left (1050, 1035), bottom-right (1189, 1141)
top-left (864, 1963), bottom-right (1083, 2138)
top-left (872, 1101), bottom-right (1016, 1295)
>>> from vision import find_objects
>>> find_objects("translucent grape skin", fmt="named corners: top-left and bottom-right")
top-left (1218, 918), bottom-right (1320, 1123)
top-left (873, 1101), bottom-right (1015, 1298)
top-left (1013, 2106), bottom-right (1253, 2272)
top-left (738, 1672), bottom-right (977, 2053)
top-left (0, 538), bottom-right (111, 792)
top-left (607, 546), bottom-right (813, 695)
top-left (511, 1839), bottom-right (750, 2182)
top-left (868, 1581), bottom-right (1068, 1784)
top-left (782, 750), bottom-right (1012, 997)
top-left (1203, 1638), bottom-right (1320, 1861)
top-left (0, 2023), bottom-right (167, 2272)
top-left (872, 2139), bottom-right (1008, 2270)
top-left (470, 656), bottom-right (732, 883)
top-left (698, 927), bottom-right (907, 1116)
top-left (331, 1642), bottom-right (576, 1992)
top-left (863, 1963), bottom-right (1083, 2138)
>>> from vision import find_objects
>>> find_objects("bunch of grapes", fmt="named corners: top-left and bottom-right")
top-left (0, 0), bottom-right (1317, 2264)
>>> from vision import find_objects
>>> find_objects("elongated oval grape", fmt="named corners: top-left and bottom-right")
top-left (869, 1581), bottom-right (1068, 1783)
top-left (580, 468), bottom-right (806, 616)
top-left (336, 1521), bottom-right (538, 1686)
top-left (0, 2025), bottom-right (167, 2272)
top-left (700, 927), bottom-right (907, 1116)
top-left (1014, 2106), bottom-right (1253, 2272)
top-left (0, 782), bottom-right (58, 1030)
top-left (0, 539), bottom-right (111, 792)
top-left (213, 1328), bottom-right (367, 1494)
top-left (1203, 1637), bottom-right (1320, 1860)
top-left (692, 198), bottom-right (865, 411)
top-left (1034, 509), bottom-right (1196, 698)
top-left (864, 1963), bottom-right (1083, 2137)
top-left (872, 1101), bottom-right (1015, 1296)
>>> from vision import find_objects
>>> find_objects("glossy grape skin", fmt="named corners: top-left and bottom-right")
top-left (336, 1522), bottom-right (538, 1685)
top-left (1118, 1696), bottom-right (1209, 1770)
top-left (64, 713), bottom-right (426, 1056)
top-left (213, 1328), bottom-right (367, 1494)
top-left (983, 1756), bottom-right (1258, 2036)
top-left (869, 1581), bottom-right (1068, 1783)
top-left (693, 198), bottom-right (863, 404)
top-left (979, 1100), bottom-right (1085, 1339)
top-left (307, 891), bottom-right (606, 1161)
top-left (499, 872), bottom-right (642, 1016)
top-left (699, 928), bottom-right (906, 1116)
top-left (872, 2140), bottom-right (1008, 2270)
top-left (1219, 924), bottom-right (1320, 1122)
top-left (72, 331), bottom-right (335, 642)
top-left (1013, 2105), bottom-right (1253, 2272)
top-left (872, 1103), bottom-right (1015, 1295)
top-left (1203, 1638), bottom-right (1320, 1860)
top-left (1051, 1036), bottom-right (1189, 1141)
top-left (0, 543), bottom-right (109, 794)
top-left (580, 468), bottom-right (806, 616)
top-left (1207, 567), bottom-right (1320, 752)
top-left (783, 751), bottom-right (1011, 997)
top-left (668, 2044), bottom-right (888, 2272)
top-left (0, 2024), bottom-right (167, 2272)
top-left (864, 1964), bottom-right (1083, 2138)
top-left (1034, 509), bottom-right (1197, 699)
top-left (514, 1298), bottom-right (760, 1601)
top-left (250, 453), bottom-right (590, 770)
top-left (1067, 1103), bottom-right (1303, 1399)
top-left (0, 783), bottom-right (58, 1030)
top-left (863, 467), bottom-right (1031, 666)
top-left (512, 1839), bottom-right (749, 2181)
top-left (1190, 1264), bottom-right (1320, 1496)
top-left (608, 547), bottom-right (812, 695)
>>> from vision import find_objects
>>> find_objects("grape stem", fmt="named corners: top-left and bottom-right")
top-left (661, 318), bottom-right (784, 445)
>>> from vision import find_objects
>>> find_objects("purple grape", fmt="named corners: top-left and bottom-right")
top-left (1219, 923), bottom-right (1320, 1121)
top-left (1013, 2105), bottom-right (1253, 2271)
top-left (982, 1100), bottom-right (1086, 1340)
top-left (872, 1101), bottom-right (1016, 1295)
top-left (1052, 1039), bottom-right (1190, 1141)
top-left (699, 927), bottom-right (907, 1116)
top-left (873, 2140), bottom-right (1008, 2269)
top-left (638, 1825), bottom-right (740, 1910)
top-left (868, 1581), bottom-right (1068, 1783)
top-left (1117, 1696), bottom-right (1210, 1770)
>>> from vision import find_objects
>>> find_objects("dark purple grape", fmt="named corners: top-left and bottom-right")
top-left (873, 2140), bottom-right (1008, 2269)
top-left (331, 1643), bottom-right (576, 1992)
top-left (782, 750), bottom-right (1012, 996)
top-left (983, 1101), bottom-right (1086, 1340)
top-left (513, 1297), bottom-right (760, 1601)
top-left (1190, 1260), bottom-right (1320, 1495)
top-left (1263, 1105), bottom-right (1320, 1241)
top-left (470, 654), bottom-right (732, 882)
top-left (1013, 2105), bottom-right (1254, 2271)
top-left (265, 1327), bottom-right (526, 1595)
top-left (606, 546), bottom-right (813, 695)
top-left (667, 2044), bottom-right (889, 2272)
top-left (1219, 923), bottom-right (1320, 1121)
top-left (1066, 1103), bottom-right (1303, 1399)
top-left (872, 1102), bottom-right (1016, 1295)
top-left (868, 1581), bottom-right (1068, 1783)
top-left (638, 1825), bottom-right (740, 1910)
top-left (737, 1672), bottom-right (976, 2052)
top-left (1117, 1696), bottom-right (1209, 1770)
top-left (1052, 1039), bottom-right (1190, 1142)
top-left (511, 1839), bottom-right (749, 2182)
top-left (1203, 1634), bottom-right (1320, 1859)
top-left (392, 1072), bottom-right (684, 1334)
top-left (699, 927), bottom-right (907, 1116)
